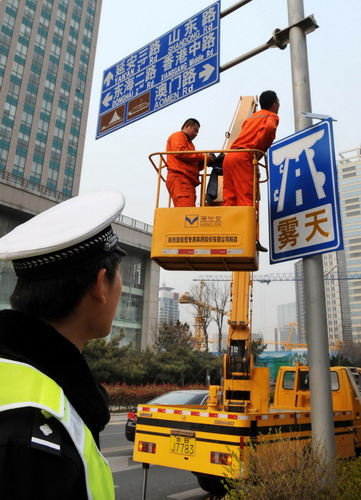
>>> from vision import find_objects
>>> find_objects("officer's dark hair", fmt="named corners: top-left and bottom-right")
top-left (10, 250), bottom-right (122, 322)
top-left (259, 90), bottom-right (278, 110)
top-left (181, 118), bottom-right (200, 129)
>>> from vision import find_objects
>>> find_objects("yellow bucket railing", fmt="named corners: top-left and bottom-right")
top-left (148, 149), bottom-right (268, 209)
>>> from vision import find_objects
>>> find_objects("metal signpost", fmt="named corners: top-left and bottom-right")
top-left (96, 1), bottom-right (220, 139)
top-left (287, 0), bottom-right (336, 470)
top-left (268, 118), bottom-right (343, 264)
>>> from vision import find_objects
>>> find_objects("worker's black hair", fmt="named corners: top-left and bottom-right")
top-left (181, 118), bottom-right (200, 129)
top-left (259, 90), bottom-right (278, 110)
top-left (10, 250), bottom-right (122, 322)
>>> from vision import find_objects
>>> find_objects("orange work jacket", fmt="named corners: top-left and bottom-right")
top-left (231, 109), bottom-right (279, 152)
top-left (166, 131), bottom-right (205, 186)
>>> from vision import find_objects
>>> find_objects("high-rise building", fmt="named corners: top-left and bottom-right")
top-left (0, 1), bottom-right (160, 348)
top-left (337, 147), bottom-right (361, 342)
top-left (277, 302), bottom-right (298, 348)
top-left (0, 0), bottom-right (102, 198)
top-left (295, 146), bottom-right (360, 344)
top-left (158, 285), bottom-right (180, 325)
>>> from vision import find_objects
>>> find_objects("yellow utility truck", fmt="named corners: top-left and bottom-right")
top-left (134, 365), bottom-right (361, 494)
top-left (133, 97), bottom-right (361, 496)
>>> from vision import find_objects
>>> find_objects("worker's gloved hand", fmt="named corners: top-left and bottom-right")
top-left (206, 153), bottom-right (216, 165)
top-left (212, 153), bottom-right (225, 167)
top-left (212, 165), bottom-right (223, 175)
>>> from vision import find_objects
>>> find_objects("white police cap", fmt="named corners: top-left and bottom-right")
top-left (0, 190), bottom-right (126, 278)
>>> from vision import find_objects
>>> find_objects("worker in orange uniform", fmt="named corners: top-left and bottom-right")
top-left (166, 118), bottom-right (215, 207)
top-left (222, 90), bottom-right (280, 252)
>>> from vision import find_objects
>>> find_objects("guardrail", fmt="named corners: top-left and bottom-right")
top-left (0, 170), bottom-right (70, 202)
top-left (115, 213), bottom-right (153, 234)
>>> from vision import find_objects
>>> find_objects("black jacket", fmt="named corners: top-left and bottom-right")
top-left (0, 309), bottom-right (110, 500)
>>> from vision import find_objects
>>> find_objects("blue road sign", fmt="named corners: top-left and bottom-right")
top-left (96, 2), bottom-right (220, 139)
top-left (268, 119), bottom-right (343, 264)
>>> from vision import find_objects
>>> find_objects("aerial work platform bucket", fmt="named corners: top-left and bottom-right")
top-left (150, 148), bottom-right (268, 272)
top-left (152, 205), bottom-right (258, 271)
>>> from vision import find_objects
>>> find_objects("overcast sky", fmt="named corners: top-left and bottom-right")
top-left (79, 0), bottom-right (361, 340)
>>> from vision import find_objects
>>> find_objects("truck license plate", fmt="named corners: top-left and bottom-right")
top-left (170, 434), bottom-right (196, 456)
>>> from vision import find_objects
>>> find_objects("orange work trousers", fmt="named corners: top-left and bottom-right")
top-left (166, 173), bottom-right (197, 207)
top-left (222, 151), bottom-right (254, 206)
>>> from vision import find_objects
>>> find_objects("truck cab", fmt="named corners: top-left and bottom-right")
top-left (273, 364), bottom-right (361, 455)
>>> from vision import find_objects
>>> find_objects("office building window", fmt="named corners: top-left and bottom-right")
top-left (70, 17), bottom-right (80, 31)
top-left (54, 125), bottom-right (64, 140)
top-left (0, 53), bottom-right (8, 71)
top-left (4, 101), bottom-right (17, 120)
top-left (57, 6), bottom-right (68, 22)
top-left (50, 147), bottom-right (61, 164)
top-left (19, 22), bottom-right (32, 42)
top-left (8, 0), bottom-right (20, 8)
top-left (0, 124), bottom-right (12, 142)
top-left (28, 70), bottom-right (40, 89)
top-left (34, 139), bottom-right (46, 160)
top-left (47, 167), bottom-right (58, 186)
top-left (13, 154), bottom-right (26, 176)
top-left (41, 98), bottom-right (52, 114)
top-left (48, 60), bottom-right (58, 78)
top-left (24, 4), bottom-right (36, 22)
top-left (0, 148), bottom-right (8, 170)
top-left (69, 132), bottom-right (78, 149)
top-left (56, 106), bottom-right (67, 122)
top-left (25, 92), bottom-right (37, 108)
top-left (63, 174), bottom-right (74, 194)
top-left (30, 161), bottom-right (42, 182)
top-left (20, 110), bottom-right (33, 128)
top-left (3, 12), bottom-right (16, 31)
top-left (15, 42), bottom-right (28, 59)
top-left (8, 80), bottom-right (21, 99)
top-left (11, 60), bottom-right (24, 78)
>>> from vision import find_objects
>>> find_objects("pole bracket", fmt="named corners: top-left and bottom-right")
top-left (268, 15), bottom-right (319, 49)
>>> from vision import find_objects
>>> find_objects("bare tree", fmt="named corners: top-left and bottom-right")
top-left (208, 281), bottom-right (230, 354)
top-left (188, 281), bottom-right (213, 352)
top-left (185, 280), bottom-right (230, 354)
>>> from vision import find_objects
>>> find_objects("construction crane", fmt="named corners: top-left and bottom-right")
top-left (262, 322), bottom-right (342, 351)
top-left (193, 272), bottom-right (361, 283)
top-left (179, 289), bottom-right (229, 351)
top-left (263, 321), bottom-right (299, 350)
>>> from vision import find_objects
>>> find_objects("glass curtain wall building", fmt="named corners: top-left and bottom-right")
top-left (0, 0), bottom-right (102, 199)
top-left (337, 147), bottom-right (361, 342)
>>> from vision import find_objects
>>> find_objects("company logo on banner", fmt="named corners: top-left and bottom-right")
top-left (268, 119), bottom-right (343, 264)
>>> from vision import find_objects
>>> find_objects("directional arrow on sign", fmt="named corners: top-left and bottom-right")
top-left (97, 1), bottom-right (220, 139)
top-left (199, 63), bottom-right (215, 82)
top-left (103, 71), bottom-right (114, 87)
top-left (102, 92), bottom-right (113, 108)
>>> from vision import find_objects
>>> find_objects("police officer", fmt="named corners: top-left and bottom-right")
top-left (0, 191), bottom-right (127, 499)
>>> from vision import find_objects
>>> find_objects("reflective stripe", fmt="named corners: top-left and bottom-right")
top-left (0, 358), bottom-right (114, 500)
top-left (31, 436), bottom-right (61, 450)
top-left (0, 357), bottom-right (63, 415)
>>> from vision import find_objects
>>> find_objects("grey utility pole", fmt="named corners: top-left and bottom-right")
top-left (287, 0), bottom-right (336, 466)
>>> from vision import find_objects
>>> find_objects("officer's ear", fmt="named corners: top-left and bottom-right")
top-left (89, 268), bottom-right (108, 304)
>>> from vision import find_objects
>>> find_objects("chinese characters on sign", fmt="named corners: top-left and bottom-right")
top-left (96, 2), bottom-right (220, 139)
top-left (167, 235), bottom-right (238, 244)
top-left (268, 119), bottom-right (343, 264)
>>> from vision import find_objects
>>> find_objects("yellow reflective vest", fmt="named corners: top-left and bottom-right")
top-left (0, 358), bottom-right (115, 500)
